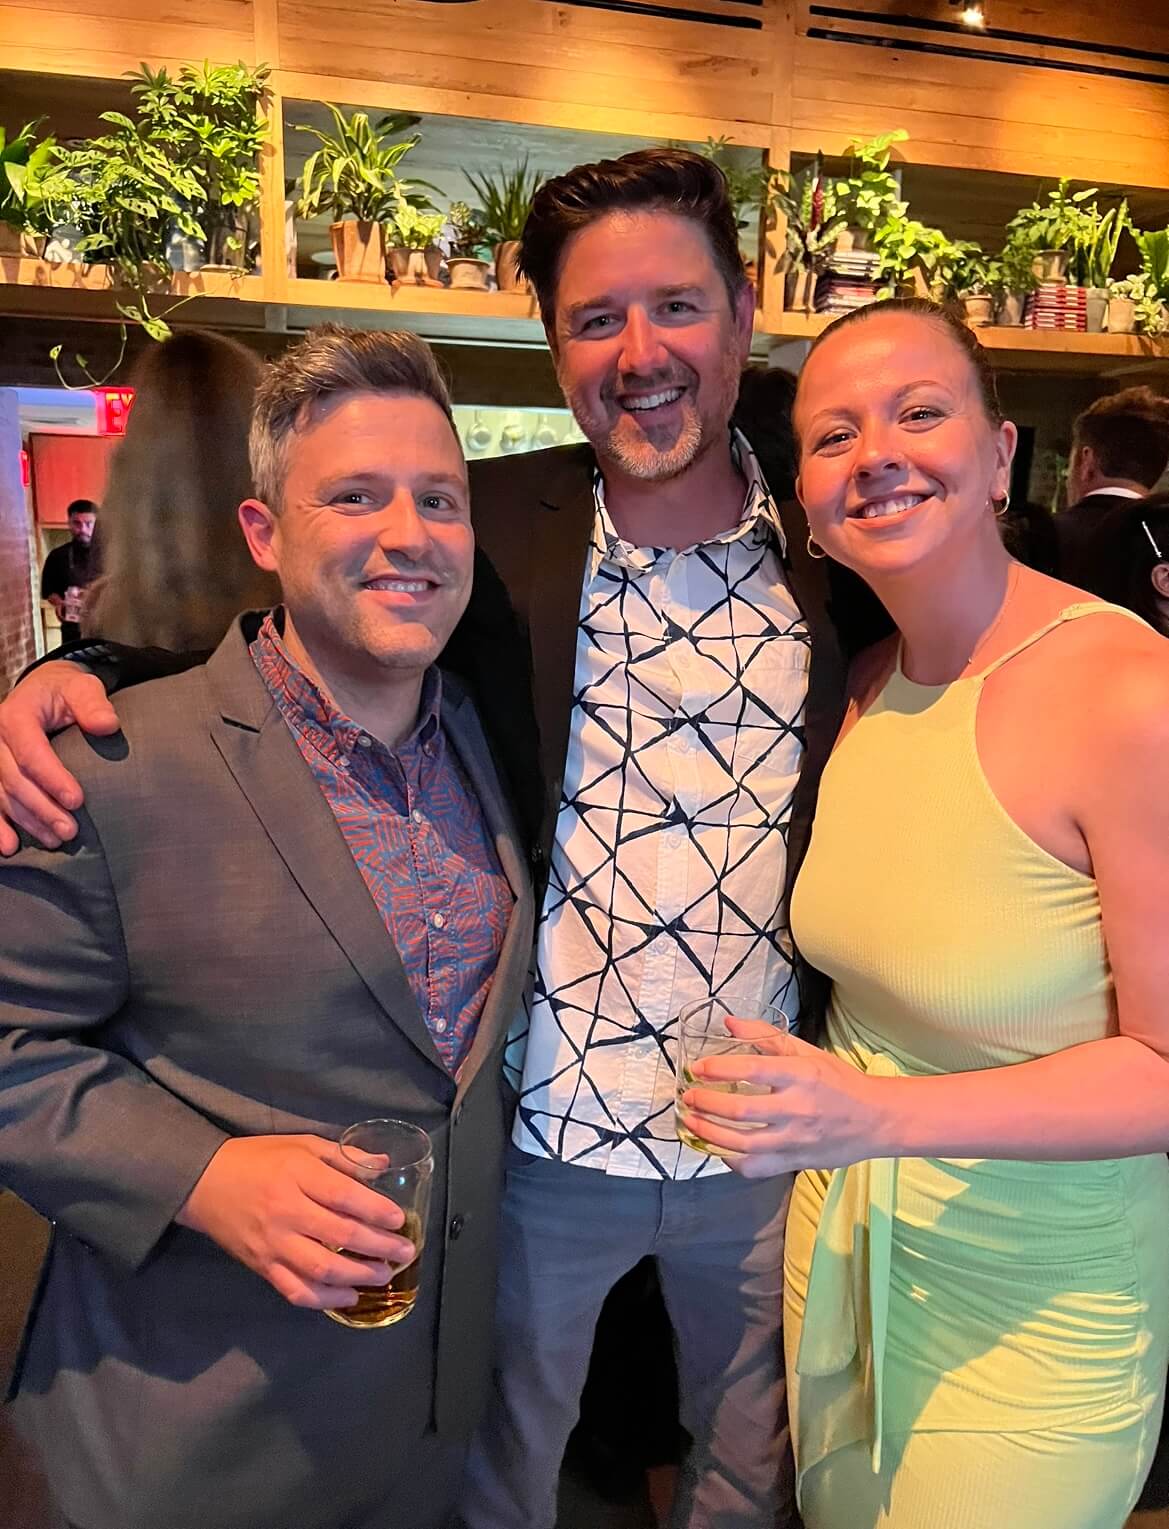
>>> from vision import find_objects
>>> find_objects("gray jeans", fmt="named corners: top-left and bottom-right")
top-left (460, 1148), bottom-right (794, 1529)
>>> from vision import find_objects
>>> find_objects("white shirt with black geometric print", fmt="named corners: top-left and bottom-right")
top-left (506, 432), bottom-right (810, 1180)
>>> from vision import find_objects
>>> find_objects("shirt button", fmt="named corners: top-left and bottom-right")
top-left (432, 912), bottom-right (446, 929)
top-left (422, 741), bottom-right (434, 757)
top-left (435, 1019), bottom-right (447, 1033)
top-left (412, 809), bottom-right (425, 825)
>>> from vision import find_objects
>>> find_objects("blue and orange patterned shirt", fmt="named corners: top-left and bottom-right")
top-left (252, 613), bottom-right (513, 1075)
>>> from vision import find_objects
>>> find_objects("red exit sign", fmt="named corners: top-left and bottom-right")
top-left (95, 387), bottom-right (136, 436)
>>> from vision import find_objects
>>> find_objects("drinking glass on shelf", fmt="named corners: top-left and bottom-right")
top-left (324, 1118), bottom-right (433, 1331)
top-left (674, 996), bottom-right (788, 1157)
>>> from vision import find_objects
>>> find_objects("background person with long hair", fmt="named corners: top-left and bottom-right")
top-left (83, 329), bottom-right (279, 649)
top-left (681, 298), bottom-right (1169, 1529)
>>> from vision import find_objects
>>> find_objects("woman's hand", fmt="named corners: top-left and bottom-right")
top-left (679, 1018), bottom-right (885, 1177)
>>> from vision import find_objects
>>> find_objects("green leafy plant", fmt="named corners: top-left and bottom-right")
top-left (1073, 199), bottom-right (1129, 288)
top-left (446, 200), bottom-right (489, 258)
top-left (833, 129), bottom-right (908, 236)
top-left (297, 105), bottom-right (433, 225)
top-left (385, 198), bottom-right (444, 251)
top-left (995, 233), bottom-right (1041, 297)
top-left (768, 153), bottom-right (844, 273)
top-left (1, 119), bottom-right (54, 233)
top-left (872, 215), bottom-right (953, 293)
top-left (127, 60), bottom-right (270, 266)
top-left (948, 241), bottom-right (993, 297)
top-left (1107, 272), bottom-right (1165, 334)
top-left (1135, 227), bottom-right (1169, 298)
top-left (699, 137), bottom-right (768, 232)
top-left (465, 158), bottom-right (543, 245)
top-left (1005, 179), bottom-right (1097, 256)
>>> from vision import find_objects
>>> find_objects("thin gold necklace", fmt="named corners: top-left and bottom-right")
top-left (965, 562), bottom-right (1020, 670)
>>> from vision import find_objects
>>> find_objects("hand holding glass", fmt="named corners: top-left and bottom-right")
top-left (675, 998), bottom-right (788, 1156)
top-left (325, 1118), bottom-right (433, 1330)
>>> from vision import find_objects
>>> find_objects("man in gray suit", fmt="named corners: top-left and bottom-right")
top-left (0, 326), bottom-right (533, 1529)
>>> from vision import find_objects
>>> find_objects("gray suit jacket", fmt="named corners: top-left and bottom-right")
top-left (0, 620), bottom-right (534, 1529)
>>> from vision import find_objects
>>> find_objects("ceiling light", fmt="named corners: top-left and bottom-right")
top-left (950, 0), bottom-right (987, 26)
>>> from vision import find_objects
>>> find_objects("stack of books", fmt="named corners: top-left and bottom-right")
top-left (1024, 282), bottom-right (1087, 332)
top-left (815, 250), bottom-right (883, 315)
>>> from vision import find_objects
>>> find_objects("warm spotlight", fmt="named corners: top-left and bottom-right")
top-left (949, 0), bottom-right (987, 27)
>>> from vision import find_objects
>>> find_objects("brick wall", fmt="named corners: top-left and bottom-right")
top-left (0, 389), bottom-right (36, 699)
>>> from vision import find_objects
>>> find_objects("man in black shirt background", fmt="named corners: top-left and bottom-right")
top-left (40, 500), bottom-right (98, 645)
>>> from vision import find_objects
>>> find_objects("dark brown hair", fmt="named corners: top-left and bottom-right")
top-left (1072, 386), bottom-right (1169, 490)
top-left (798, 297), bottom-right (1004, 435)
top-left (85, 330), bottom-right (279, 651)
top-left (518, 147), bottom-right (748, 327)
top-left (250, 323), bottom-right (456, 507)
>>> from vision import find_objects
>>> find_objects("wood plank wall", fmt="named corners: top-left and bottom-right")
top-left (792, 0), bottom-right (1169, 186)
top-left (2, 0), bottom-right (1168, 184)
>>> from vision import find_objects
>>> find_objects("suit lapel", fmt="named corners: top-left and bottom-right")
top-left (525, 448), bottom-right (595, 851)
top-left (205, 630), bottom-right (446, 1076)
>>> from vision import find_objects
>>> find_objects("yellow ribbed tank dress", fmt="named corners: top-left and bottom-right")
top-left (786, 604), bottom-right (1169, 1529)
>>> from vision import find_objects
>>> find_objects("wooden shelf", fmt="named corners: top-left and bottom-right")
top-left (3, 260), bottom-right (1168, 373)
top-left (765, 312), bottom-right (1169, 373)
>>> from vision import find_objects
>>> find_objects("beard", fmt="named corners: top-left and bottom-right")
top-left (559, 353), bottom-right (740, 484)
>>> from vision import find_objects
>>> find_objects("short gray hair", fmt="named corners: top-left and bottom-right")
top-left (249, 323), bottom-right (458, 507)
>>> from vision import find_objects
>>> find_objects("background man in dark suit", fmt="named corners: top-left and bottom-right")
top-left (0, 327), bottom-right (533, 1529)
top-left (1054, 385), bottom-right (1169, 600)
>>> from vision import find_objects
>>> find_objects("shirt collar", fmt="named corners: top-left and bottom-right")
top-left (251, 609), bottom-right (443, 765)
top-left (588, 428), bottom-right (785, 580)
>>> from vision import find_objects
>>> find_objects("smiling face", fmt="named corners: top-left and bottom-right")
top-left (548, 209), bottom-right (753, 484)
top-left (239, 390), bottom-right (473, 689)
top-left (794, 310), bottom-right (1016, 579)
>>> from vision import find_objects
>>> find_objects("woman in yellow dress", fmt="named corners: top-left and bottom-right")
top-left (680, 298), bottom-right (1169, 1528)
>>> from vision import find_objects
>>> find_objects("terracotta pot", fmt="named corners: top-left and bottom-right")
top-left (834, 226), bottom-right (870, 254)
top-left (0, 225), bottom-right (45, 258)
top-left (1107, 296), bottom-right (1136, 334)
top-left (447, 256), bottom-right (491, 290)
top-left (1085, 286), bottom-right (1108, 333)
top-left (1031, 249), bottom-right (1069, 283)
top-left (330, 220), bottom-right (386, 284)
top-left (387, 246), bottom-right (442, 284)
top-left (783, 265), bottom-right (815, 313)
top-left (494, 240), bottom-right (529, 292)
top-left (998, 291), bottom-right (1026, 327)
top-left (961, 293), bottom-right (994, 327)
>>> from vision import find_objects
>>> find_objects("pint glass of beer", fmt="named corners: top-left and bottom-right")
top-left (674, 997), bottom-right (787, 1157)
top-left (325, 1118), bottom-right (433, 1330)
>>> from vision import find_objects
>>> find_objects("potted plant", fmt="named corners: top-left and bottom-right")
top-left (445, 200), bottom-right (491, 290)
top-left (296, 105), bottom-right (425, 283)
top-left (873, 215), bottom-right (956, 299)
top-left (994, 234), bottom-right (1040, 325)
top-left (385, 198), bottom-right (445, 284)
top-left (1105, 275), bottom-right (1140, 334)
top-left (1005, 179), bottom-right (1096, 284)
top-left (950, 243), bottom-right (994, 325)
top-left (831, 129), bottom-right (908, 253)
top-left (0, 118), bottom-right (52, 258)
top-left (1073, 199), bottom-right (1129, 332)
top-left (1130, 228), bottom-right (1169, 336)
top-left (465, 159), bottom-right (544, 291)
top-left (698, 136), bottom-right (767, 273)
top-left (768, 153), bottom-right (843, 311)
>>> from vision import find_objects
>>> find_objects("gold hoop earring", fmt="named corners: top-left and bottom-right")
top-left (806, 531), bottom-right (827, 560)
top-left (992, 492), bottom-right (1011, 518)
